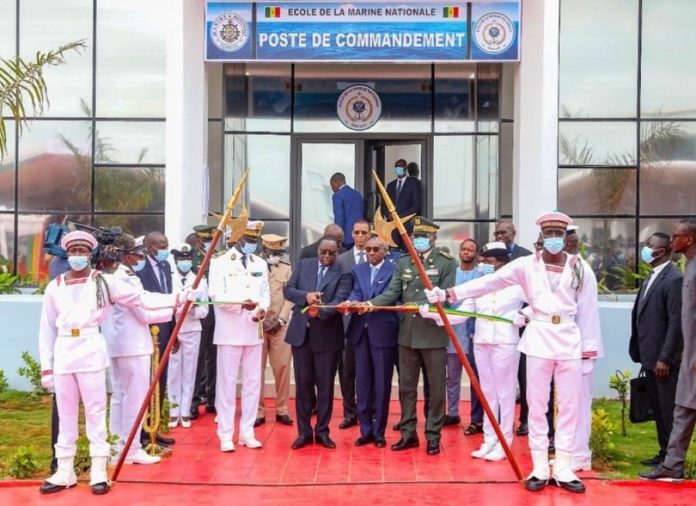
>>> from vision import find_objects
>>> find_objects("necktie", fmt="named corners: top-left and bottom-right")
top-left (157, 263), bottom-right (167, 293)
top-left (370, 266), bottom-right (378, 285)
top-left (642, 271), bottom-right (654, 299)
top-left (316, 266), bottom-right (326, 290)
top-left (396, 179), bottom-right (403, 201)
top-left (182, 276), bottom-right (187, 289)
top-left (241, 254), bottom-right (247, 269)
top-left (358, 251), bottom-right (366, 264)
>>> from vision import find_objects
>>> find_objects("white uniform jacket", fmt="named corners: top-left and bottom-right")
top-left (448, 253), bottom-right (602, 360)
top-left (462, 285), bottom-right (526, 345)
top-left (208, 248), bottom-right (271, 346)
top-left (171, 270), bottom-right (209, 333)
top-left (39, 270), bottom-right (179, 374)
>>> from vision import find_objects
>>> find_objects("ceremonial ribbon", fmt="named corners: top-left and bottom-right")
top-left (301, 303), bottom-right (513, 324)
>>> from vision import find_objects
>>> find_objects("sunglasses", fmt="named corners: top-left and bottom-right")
top-left (364, 246), bottom-right (382, 253)
top-left (353, 230), bottom-right (370, 235)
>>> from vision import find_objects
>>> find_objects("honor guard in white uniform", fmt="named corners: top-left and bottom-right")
top-left (38, 231), bottom-right (196, 496)
top-left (168, 243), bottom-right (209, 428)
top-left (209, 221), bottom-right (270, 452)
top-left (255, 234), bottom-right (294, 427)
top-left (102, 234), bottom-right (173, 466)
top-left (425, 212), bottom-right (602, 494)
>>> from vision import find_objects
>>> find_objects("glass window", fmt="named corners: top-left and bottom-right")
top-left (18, 120), bottom-right (91, 212)
top-left (207, 120), bottom-right (224, 215)
top-left (225, 63), bottom-right (292, 133)
top-left (558, 122), bottom-right (636, 166)
top-left (499, 122), bottom-right (513, 217)
top-left (294, 63), bottom-right (432, 133)
top-left (96, 0), bottom-right (166, 117)
top-left (95, 166), bottom-right (165, 212)
top-left (638, 217), bottom-right (683, 243)
top-left (477, 63), bottom-right (501, 132)
top-left (559, 168), bottom-right (636, 215)
top-left (94, 121), bottom-right (165, 164)
top-left (93, 214), bottom-right (164, 239)
top-left (639, 121), bottom-right (696, 215)
top-left (0, 212), bottom-right (14, 271)
top-left (433, 136), bottom-right (476, 219)
top-left (559, 0), bottom-right (638, 118)
top-left (572, 218), bottom-right (636, 292)
top-left (641, 0), bottom-right (696, 118)
top-left (476, 135), bottom-right (498, 220)
top-left (225, 134), bottom-right (291, 219)
top-left (434, 63), bottom-right (475, 133)
top-left (0, 0), bottom-right (16, 58)
top-left (0, 120), bottom-right (15, 210)
top-left (436, 221), bottom-right (495, 261)
top-left (19, 0), bottom-right (93, 117)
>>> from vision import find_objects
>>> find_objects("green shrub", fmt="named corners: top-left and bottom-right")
top-left (0, 272), bottom-right (20, 294)
top-left (609, 370), bottom-right (631, 437)
top-left (17, 351), bottom-right (45, 398)
top-left (7, 446), bottom-right (39, 478)
top-left (685, 455), bottom-right (696, 480)
top-left (0, 369), bottom-right (9, 393)
top-left (74, 433), bottom-right (119, 476)
top-left (590, 408), bottom-right (616, 465)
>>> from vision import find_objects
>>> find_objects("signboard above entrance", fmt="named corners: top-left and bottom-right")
top-left (205, 1), bottom-right (520, 62)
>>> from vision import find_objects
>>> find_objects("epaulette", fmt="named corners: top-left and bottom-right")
top-left (280, 258), bottom-right (291, 265)
top-left (438, 250), bottom-right (454, 259)
top-left (212, 250), bottom-right (226, 259)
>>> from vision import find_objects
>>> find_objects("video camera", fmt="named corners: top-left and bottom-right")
top-left (43, 221), bottom-right (123, 266)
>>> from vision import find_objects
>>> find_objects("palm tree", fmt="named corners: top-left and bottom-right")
top-left (0, 40), bottom-right (87, 158)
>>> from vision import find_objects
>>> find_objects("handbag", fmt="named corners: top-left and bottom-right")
top-left (629, 368), bottom-right (655, 423)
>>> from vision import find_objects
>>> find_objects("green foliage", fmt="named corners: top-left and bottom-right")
top-left (0, 40), bottom-right (87, 158)
top-left (0, 272), bottom-right (21, 294)
top-left (609, 370), bottom-right (631, 437)
top-left (0, 370), bottom-right (8, 393)
top-left (73, 435), bottom-right (91, 476)
top-left (685, 455), bottom-right (696, 480)
top-left (590, 408), bottom-right (616, 465)
top-left (17, 351), bottom-right (45, 398)
top-left (7, 446), bottom-right (39, 479)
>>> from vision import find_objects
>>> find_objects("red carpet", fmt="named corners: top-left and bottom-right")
top-left (1, 400), bottom-right (692, 505)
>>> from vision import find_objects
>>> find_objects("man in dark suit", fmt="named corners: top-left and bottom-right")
top-left (334, 220), bottom-right (372, 429)
top-left (384, 159), bottom-right (422, 249)
top-left (284, 236), bottom-right (353, 449)
top-left (136, 231), bottom-right (175, 446)
top-left (340, 236), bottom-right (398, 447)
top-left (299, 224), bottom-right (345, 260)
top-left (629, 232), bottom-right (683, 467)
top-left (330, 173), bottom-right (364, 249)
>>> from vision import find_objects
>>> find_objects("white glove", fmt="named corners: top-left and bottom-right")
top-left (419, 304), bottom-right (444, 326)
top-left (512, 312), bottom-right (528, 328)
top-left (582, 359), bottom-right (595, 375)
top-left (41, 374), bottom-right (54, 390)
top-left (424, 287), bottom-right (446, 304)
top-left (184, 287), bottom-right (202, 302)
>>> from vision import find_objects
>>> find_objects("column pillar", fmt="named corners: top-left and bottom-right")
top-left (512, 0), bottom-right (560, 245)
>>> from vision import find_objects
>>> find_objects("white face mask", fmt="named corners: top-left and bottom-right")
top-left (267, 254), bottom-right (281, 265)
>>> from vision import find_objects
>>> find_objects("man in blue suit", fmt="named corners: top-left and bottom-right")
top-left (340, 236), bottom-right (399, 448)
top-left (283, 236), bottom-right (353, 449)
top-left (330, 173), bottom-right (364, 249)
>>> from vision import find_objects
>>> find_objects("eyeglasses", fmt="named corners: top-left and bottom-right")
top-left (364, 246), bottom-right (382, 253)
top-left (318, 249), bottom-right (337, 256)
top-left (353, 230), bottom-right (370, 236)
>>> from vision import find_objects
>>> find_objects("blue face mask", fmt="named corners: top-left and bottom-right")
top-left (394, 166), bottom-right (406, 178)
top-left (177, 260), bottom-right (193, 273)
top-left (155, 249), bottom-right (169, 262)
top-left (640, 246), bottom-right (655, 264)
top-left (413, 237), bottom-right (431, 253)
top-left (543, 237), bottom-right (565, 255)
top-left (241, 241), bottom-right (257, 255)
top-left (477, 263), bottom-right (495, 275)
top-left (68, 255), bottom-right (89, 271)
top-left (133, 259), bottom-right (146, 272)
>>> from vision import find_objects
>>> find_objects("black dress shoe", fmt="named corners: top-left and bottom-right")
top-left (291, 435), bottom-right (313, 449)
top-left (354, 434), bottom-right (374, 446)
top-left (524, 476), bottom-right (548, 492)
top-left (516, 423), bottom-right (529, 436)
top-left (426, 440), bottom-right (441, 456)
top-left (374, 437), bottom-right (387, 448)
top-left (189, 407), bottom-right (200, 421)
top-left (316, 434), bottom-right (337, 449)
top-left (205, 405), bottom-right (217, 414)
top-left (91, 482), bottom-right (110, 495)
top-left (443, 415), bottom-right (461, 426)
top-left (338, 417), bottom-right (358, 429)
top-left (275, 414), bottom-right (294, 425)
top-left (39, 481), bottom-right (76, 494)
top-left (157, 434), bottom-right (175, 445)
top-left (640, 454), bottom-right (664, 467)
top-left (254, 417), bottom-right (266, 428)
top-left (553, 478), bottom-right (585, 493)
top-left (391, 436), bottom-right (419, 451)
top-left (392, 422), bottom-right (401, 431)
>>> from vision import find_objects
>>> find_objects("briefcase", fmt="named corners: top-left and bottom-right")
top-left (629, 369), bottom-right (654, 423)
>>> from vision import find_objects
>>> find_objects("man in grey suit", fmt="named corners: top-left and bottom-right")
top-left (629, 233), bottom-right (683, 467)
top-left (335, 219), bottom-right (371, 428)
top-left (641, 218), bottom-right (696, 483)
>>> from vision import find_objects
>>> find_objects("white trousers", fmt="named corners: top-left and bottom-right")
top-left (474, 343), bottom-right (520, 446)
top-left (54, 370), bottom-right (109, 458)
top-left (215, 344), bottom-right (262, 443)
top-left (168, 331), bottom-right (201, 418)
top-left (572, 367), bottom-right (594, 461)
top-left (526, 355), bottom-right (582, 453)
top-left (109, 355), bottom-right (150, 457)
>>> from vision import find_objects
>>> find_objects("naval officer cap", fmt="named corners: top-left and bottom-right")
top-left (479, 241), bottom-right (509, 259)
top-left (412, 216), bottom-right (440, 235)
top-left (171, 243), bottom-right (193, 258)
top-left (261, 233), bottom-right (288, 252)
top-left (113, 233), bottom-right (144, 254)
top-left (60, 230), bottom-right (98, 251)
top-left (535, 211), bottom-right (573, 230)
top-left (244, 220), bottom-right (265, 239)
top-left (566, 224), bottom-right (579, 236)
top-left (193, 225), bottom-right (215, 240)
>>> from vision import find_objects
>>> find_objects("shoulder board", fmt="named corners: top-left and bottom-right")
top-left (438, 250), bottom-right (454, 259)
top-left (212, 250), bottom-right (226, 259)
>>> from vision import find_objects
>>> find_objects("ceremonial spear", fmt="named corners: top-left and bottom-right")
top-left (111, 169), bottom-right (251, 482)
top-left (370, 170), bottom-right (524, 483)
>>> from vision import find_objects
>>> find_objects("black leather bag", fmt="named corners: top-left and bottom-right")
top-left (629, 369), bottom-right (654, 423)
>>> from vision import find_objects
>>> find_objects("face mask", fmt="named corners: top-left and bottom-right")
top-left (640, 246), bottom-right (656, 264)
top-left (155, 249), bottom-right (169, 262)
top-left (267, 254), bottom-right (281, 265)
top-left (477, 263), bottom-right (495, 275)
top-left (543, 237), bottom-right (564, 255)
top-left (177, 260), bottom-right (193, 273)
top-left (133, 259), bottom-right (146, 272)
top-left (241, 241), bottom-right (256, 255)
top-left (413, 237), bottom-right (431, 253)
top-left (394, 166), bottom-right (405, 178)
top-left (68, 255), bottom-right (89, 271)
